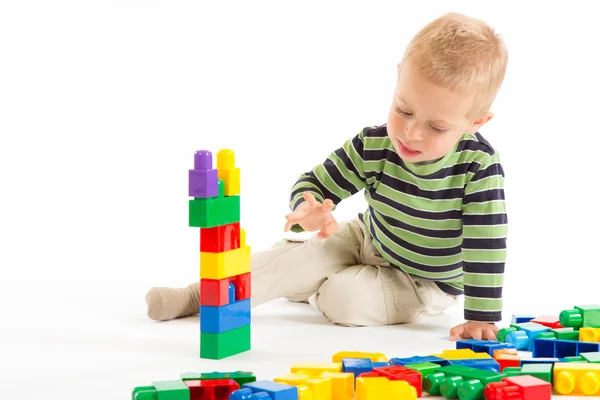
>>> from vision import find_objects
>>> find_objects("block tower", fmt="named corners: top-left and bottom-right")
top-left (188, 149), bottom-right (251, 359)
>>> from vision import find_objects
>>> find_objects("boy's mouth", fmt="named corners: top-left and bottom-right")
top-left (397, 140), bottom-right (421, 157)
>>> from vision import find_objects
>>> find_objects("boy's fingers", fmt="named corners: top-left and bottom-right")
top-left (449, 325), bottom-right (464, 341)
top-left (303, 192), bottom-right (317, 206)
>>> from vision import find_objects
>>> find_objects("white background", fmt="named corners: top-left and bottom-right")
top-left (1, 1), bottom-right (599, 399)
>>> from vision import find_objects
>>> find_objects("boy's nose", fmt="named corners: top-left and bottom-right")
top-left (404, 124), bottom-right (423, 141)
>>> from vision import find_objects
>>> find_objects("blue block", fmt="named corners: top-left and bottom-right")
top-left (511, 314), bottom-right (536, 324)
top-left (532, 338), bottom-right (600, 358)
top-left (448, 358), bottom-right (500, 372)
top-left (200, 299), bottom-right (251, 334)
top-left (229, 283), bottom-right (236, 303)
top-left (389, 356), bottom-right (451, 367)
top-left (532, 338), bottom-right (558, 358)
top-left (512, 323), bottom-right (550, 351)
top-left (342, 358), bottom-right (373, 378)
top-left (579, 341), bottom-right (600, 354)
top-left (520, 358), bottom-right (565, 366)
top-left (472, 342), bottom-right (516, 356)
top-left (238, 381), bottom-right (298, 400)
top-left (373, 362), bottom-right (390, 368)
top-left (230, 388), bottom-right (274, 399)
top-left (456, 339), bottom-right (497, 350)
top-left (506, 330), bottom-right (530, 350)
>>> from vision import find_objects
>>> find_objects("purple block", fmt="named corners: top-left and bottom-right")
top-left (189, 150), bottom-right (218, 198)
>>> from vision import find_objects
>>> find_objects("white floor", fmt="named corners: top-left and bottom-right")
top-left (1, 283), bottom-right (582, 400)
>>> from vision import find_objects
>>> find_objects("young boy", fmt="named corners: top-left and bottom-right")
top-left (146, 12), bottom-right (508, 341)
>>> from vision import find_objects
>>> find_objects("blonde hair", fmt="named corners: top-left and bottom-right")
top-left (402, 12), bottom-right (508, 119)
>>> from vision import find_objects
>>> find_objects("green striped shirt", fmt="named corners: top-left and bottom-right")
top-left (289, 125), bottom-right (507, 322)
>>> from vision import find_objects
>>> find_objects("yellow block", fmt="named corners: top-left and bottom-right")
top-left (331, 351), bottom-right (387, 363)
top-left (554, 362), bottom-right (600, 395)
top-left (355, 377), bottom-right (417, 400)
top-left (580, 327), bottom-right (600, 343)
top-left (429, 349), bottom-right (491, 360)
top-left (274, 374), bottom-right (331, 400)
top-left (321, 372), bottom-right (354, 400)
top-left (217, 149), bottom-right (240, 196)
top-left (200, 246), bottom-right (250, 279)
top-left (290, 362), bottom-right (342, 376)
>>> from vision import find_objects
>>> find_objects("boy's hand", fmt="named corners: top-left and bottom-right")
top-left (449, 321), bottom-right (499, 341)
top-left (283, 192), bottom-right (338, 238)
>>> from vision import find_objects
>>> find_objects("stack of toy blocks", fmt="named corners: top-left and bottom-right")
top-left (188, 149), bottom-right (251, 359)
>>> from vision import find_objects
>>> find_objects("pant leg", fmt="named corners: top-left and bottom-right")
top-left (250, 219), bottom-right (362, 307)
top-left (313, 218), bottom-right (458, 326)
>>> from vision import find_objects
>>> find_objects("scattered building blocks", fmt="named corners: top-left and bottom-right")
top-left (274, 373), bottom-right (331, 400)
top-left (560, 304), bottom-right (600, 329)
top-left (530, 315), bottom-right (562, 329)
top-left (532, 338), bottom-right (600, 358)
top-left (493, 349), bottom-right (519, 372)
top-left (520, 363), bottom-right (553, 383)
top-left (551, 327), bottom-right (579, 341)
top-left (389, 355), bottom-right (451, 367)
top-left (429, 349), bottom-right (491, 360)
top-left (332, 351), bottom-right (387, 363)
top-left (580, 327), bottom-right (600, 343)
top-left (456, 339), bottom-right (515, 356)
top-left (404, 362), bottom-right (441, 376)
top-left (355, 377), bottom-right (417, 400)
top-left (341, 358), bottom-right (373, 378)
top-left (231, 381), bottom-right (298, 400)
top-left (484, 375), bottom-right (551, 400)
top-left (184, 379), bottom-right (239, 400)
top-left (423, 365), bottom-right (504, 400)
top-left (505, 322), bottom-right (550, 351)
top-left (319, 372), bottom-right (354, 400)
top-left (553, 362), bottom-right (600, 395)
top-left (190, 149), bottom-right (251, 360)
top-left (359, 365), bottom-right (422, 397)
top-left (449, 358), bottom-right (500, 372)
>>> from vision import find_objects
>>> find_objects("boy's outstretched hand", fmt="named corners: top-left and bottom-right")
top-left (450, 321), bottom-right (499, 341)
top-left (284, 192), bottom-right (338, 239)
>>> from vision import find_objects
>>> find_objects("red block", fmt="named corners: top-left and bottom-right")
top-left (200, 222), bottom-right (240, 253)
top-left (359, 365), bottom-right (422, 397)
top-left (200, 272), bottom-right (251, 306)
top-left (530, 315), bottom-right (562, 329)
top-left (484, 375), bottom-right (551, 400)
top-left (184, 379), bottom-right (240, 400)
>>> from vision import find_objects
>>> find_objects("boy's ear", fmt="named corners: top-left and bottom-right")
top-left (466, 112), bottom-right (494, 134)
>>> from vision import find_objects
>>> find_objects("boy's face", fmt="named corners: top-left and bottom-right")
top-left (387, 58), bottom-right (493, 163)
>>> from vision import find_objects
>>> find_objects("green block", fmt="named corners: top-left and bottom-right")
top-left (423, 365), bottom-right (503, 398)
top-left (551, 327), bottom-right (580, 341)
top-left (535, 332), bottom-right (556, 340)
top-left (180, 371), bottom-right (256, 386)
top-left (132, 386), bottom-right (158, 400)
top-left (560, 305), bottom-right (600, 329)
top-left (200, 324), bottom-right (251, 359)
top-left (521, 363), bottom-right (552, 383)
top-left (564, 355), bottom-right (586, 362)
top-left (580, 352), bottom-right (600, 363)
top-left (151, 380), bottom-right (189, 400)
top-left (498, 327), bottom-right (517, 343)
top-left (404, 362), bottom-right (441, 376)
top-left (501, 367), bottom-right (522, 377)
top-left (189, 194), bottom-right (240, 228)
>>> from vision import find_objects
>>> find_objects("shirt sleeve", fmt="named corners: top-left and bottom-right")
top-left (288, 129), bottom-right (368, 231)
top-left (461, 154), bottom-right (508, 322)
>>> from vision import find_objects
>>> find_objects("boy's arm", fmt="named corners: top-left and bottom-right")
top-left (288, 129), bottom-right (369, 230)
top-left (461, 154), bottom-right (508, 323)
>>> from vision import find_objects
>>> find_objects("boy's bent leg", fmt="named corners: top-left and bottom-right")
top-left (145, 220), bottom-right (363, 321)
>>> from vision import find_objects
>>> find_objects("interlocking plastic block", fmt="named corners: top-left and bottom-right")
top-left (189, 186), bottom-right (240, 228)
top-left (497, 327), bottom-right (517, 343)
top-left (500, 367), bottom-right (522, 377)
top-left (520, 357), bottom-right (564, 366)
top-left (457, 339), bottom-right (497, 349)
top-left (530, 315), bottom-right (562, 329)
top-left (508, 322), bottom-right (550, 351)
top-left (236, 381), bottom-right (298, 400)
top-left (493, 349), bottom-right (520, 372)
top-left (533, 338), bottom-right (600, 358)
top-left (580, 327), bottom-right (600, 343)
top-left (290, 363), bottom-right (342, 376)
top-left (372, 362), bottom-right (389, 368)
top-left (274, 373), bottom-right (331, 400)
top-left (200, 324), bottom-right (250, 359)
top-left (560, 304), bottom-right (600, 329)
top-left (404, 362), bottom-right (441, 376)
top-left (564, 355), bottom-right (585, 362)
top-left (551, 327), bottom-right (579, 341)
top-left (217, 149), bottom-right (240, 197)
top-left (581, 352), bottom-right (600, 363)
top-left (511, 314), bottom-right (536, 324)
top-left (457, 339), bottom-right (516, 356)
top-left (200, 245), bottom-right (251, 280)
top-left (200, 222), bottom-right (240, 253)
top-left (389, 355), bottom-right (451, 367)
top-left (200, 299), bottom-right (251, 334)
top-left (320, 372), bottom-right (354, 400)
top-left (342, 358), bottom-right (373, 379)
top-left (332, 351), bottom-right (387, 363)
top-left (553, 362), bottom-right (600, 395)
top-left (200, 272), bottom-right (250, 307)
top-left (189, 150), bottom-right (219, 198)
top-left (449, 358), bottom-right (500, 372)
top-left (484, 375), bottom-right (551, 400)
top-left (132, 386), bottom-right (158, 400)
top-left (359, 365), bottom-right (422, 397)
top-left (153, 380), bottom-right (190, 400)
top-left (184, 379), bottom-right (239, 400)
top-left (430, 349), bottom-right (491, 360)
top-left (422, 365), bottom-right (504, 399)
top-left (355, 377), bottom-right (417, 400)
top-left (180, 371), bottom-right (256, 386)
top-left (521, 363), bottom-right (552, 383)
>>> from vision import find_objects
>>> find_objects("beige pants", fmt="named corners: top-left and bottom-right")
top-left (251, 217), bottom-right (458, 326)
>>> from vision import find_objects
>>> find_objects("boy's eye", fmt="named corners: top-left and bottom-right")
top-left (395, 106), bottom-right (413, 116)
top-left (429, 125), bottom-right (447, 133)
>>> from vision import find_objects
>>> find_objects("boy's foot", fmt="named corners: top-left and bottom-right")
top-left (145, 282), bottom-right (199, 321)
